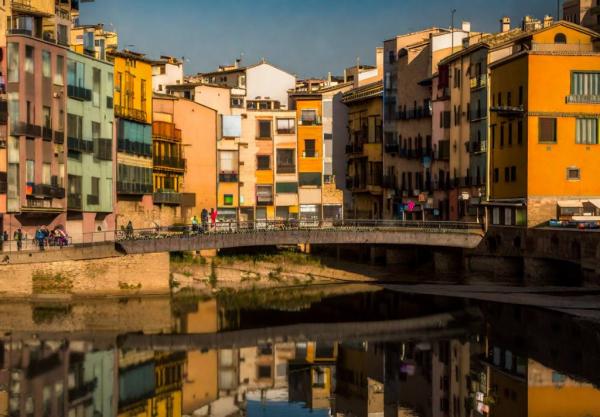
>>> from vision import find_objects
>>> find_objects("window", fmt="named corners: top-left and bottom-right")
top-left (539, 118), bottom-right (557, 143)
top-left (517, 121), bottom-right (523, 145)
top-left (301, 109), bottom-right (318, 125)
top-left (223, 194), bottom-right (234, 205)
top-left (276, 118), bottom-right (295, 134)
top-left (67, 60), bottom-right (85, 87)
top-left (43, 106), bottom-right (51, 129)
top-left (554, 33), bottom-right (567, 44)
top-left (276, 149), bottom-right (295, 174)
top-left (571, 72), bottom-right (600, 96)
top-left (304, 139), bottom-right (316, 157)
top-left (500, 125), bottom-right (505, 147)
top-left (256, 185), bottom-right (273, 205)
top-left (8, 43), bottom-right (19, 83)
top-left (67, 114), bottom-right (83, 139)
top-left (576, 118), bottom-right (598, 144)
top-left (26, 160), bottom-right (34, 184)
top-left (92, 68), bottom-right (101, 107)
top-left (222, 115), bottom-right (242, 138)
top-left (567, 167), bottom-right (581, 181)
top-left (55, 55), bottom-right (64, 85)
top-left (91, 177), bottom-right (100, 198)
top-left (92, 122), bottom-right (101, 140)
top-left (257, 120), bottom-right (272, 139)
top-left (42, 163), bottom-right (51, 185)
top-left (42, 51), bottom-right (51, 78)
top-left (518, 86), bottom-right (524, 105)
top-left (507, 92), bottom-right (512, 106)
top-left (299, 173), bottom-right (322, 187)
top-left (25, 46), bottom-right (34, 75)
top-left (511, 166), bottom-right (517, 182)
top-left (504, 167), bottom-right (510, 182)
top-left (494, 168), bottom-right (499, 183)
top-left (491, 125), bottom-right (496, 148)
top-left (508, 122), bottom-right (513, 145)
top-left (276, 182), bottom-right (298, 194)
top-left (257, 155), bottom-right (271, 170)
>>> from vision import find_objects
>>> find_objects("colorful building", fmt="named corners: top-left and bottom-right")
top-left (108, 50), bottom-right (154, 229)
top-left (65, 48), bottom-right (115, 241)
top-left (342, 81), bottom-right (384, 219)
top-left (488, 22), bottom-right (600, 227)
top-left (563, 0), bottom-right (600, 33)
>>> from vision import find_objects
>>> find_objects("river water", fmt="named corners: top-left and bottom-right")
top-left (0, 284), bottom-right (599, 417)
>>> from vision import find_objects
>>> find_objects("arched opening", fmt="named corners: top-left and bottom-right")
top-left (554, 33), bottom-right (567, 44)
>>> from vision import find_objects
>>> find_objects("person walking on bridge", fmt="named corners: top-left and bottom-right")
top-left (210, 208), bottom-right (218, 231)
top-left (14, 229), bottom-right (23, 251)
top-left (201, 208), bottom-right (209, 233)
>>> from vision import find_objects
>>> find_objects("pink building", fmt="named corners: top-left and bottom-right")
top-left (3, 34), bottom-right (68, 238)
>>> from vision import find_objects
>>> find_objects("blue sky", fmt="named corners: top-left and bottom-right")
top-left (83, 0), bottom-right (557, 78)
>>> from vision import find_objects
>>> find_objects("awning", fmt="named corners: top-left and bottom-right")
top-left (587, 199), bottom-right (600, 209)
top-left (557, 200), bottom-right (584, 208)
top-left (480, 199), bottom-right (526, 207)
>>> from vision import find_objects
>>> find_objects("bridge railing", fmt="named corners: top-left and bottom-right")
top-left (116, 219), bottom-right (484, 241)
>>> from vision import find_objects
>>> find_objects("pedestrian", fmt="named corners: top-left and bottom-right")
top-left (0, 230), bottom-right (4, 252)
top-left (126, 221), bottom-right (134, 239)
top-left (201, 208), bottom-right (209, 232)
top-left (191, 215), bottom-right (199, 233)
top-left (41, 225), bottom-right (49, 248)
top-left (35, 228), bottom-right (45, 251)
top-left (210, 208), bottom-right (218, 230)
top-left (14, 229), bottom-right (23, 251)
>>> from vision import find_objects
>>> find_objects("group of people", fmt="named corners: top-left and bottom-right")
top-left (191, 208), bottom-right (218, 233)
top-left (0, 226), bottom-right (69, 252)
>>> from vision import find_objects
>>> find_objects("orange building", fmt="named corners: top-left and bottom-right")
top-left (488, 22), bottom-right (600, 227)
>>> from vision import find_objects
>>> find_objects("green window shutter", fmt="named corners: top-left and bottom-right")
top-left (276, 182), bottom-right (298, 194)
top-left (299, 173), bottom-right (322, 187)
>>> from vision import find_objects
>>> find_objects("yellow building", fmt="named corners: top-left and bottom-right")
top-left (488, 22), bottom-right (600, 227)
top-left (70, 23), bottom-right (118, 60)
top-left (342, 81), bottom-right (384, 219)
top-left (107, 50), bottom-right (154, 228)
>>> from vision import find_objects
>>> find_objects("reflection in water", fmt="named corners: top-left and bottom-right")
top-left (0, 288), bottom-right (599, 417)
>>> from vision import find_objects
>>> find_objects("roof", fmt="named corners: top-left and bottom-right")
top-left (558, 200), bottom-right (584, 208)
top-left (342, 81), bottom-right (383, 104)
top-left (107, 49), bottom-right (154, 64)
top-left (198, 59), bottom-right (295, 79)
top-left (165, 82), bottom-right (232, 91)
top-left (384, 27), bottom-right (449, 44)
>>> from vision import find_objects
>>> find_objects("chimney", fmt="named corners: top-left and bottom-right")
top-left (500, 16), bottom-right (511, 33)
top-left (543, 15), bottom-right (554, 28)
top-left (375, 46), bottom-right (384, 77)
top-left (462, 21), bottom-right (471, 33)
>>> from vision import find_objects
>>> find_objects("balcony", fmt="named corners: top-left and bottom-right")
top-left (42, 127), bottom-right (53, 141)
top-left (276, 165), bottom-right (296, 174)
top-left (219, 172), bottom-right (239, 183)
top-left (115, 104), bottom-right (147, 124)
top-left (93, 138), bottom-right (113, 161)
top-left (30, 184), bottom-right (65, 200)
top-left (566, 95), bottom-right (600, 104)
top-left (117, 182), bottom-right (153, 195)
top-left (470, 74), bottom-right (487, 90)
top-left (11, 122), bottom-right (41, 137)
top-left (490, 105), bottom-right (525, 117)
top-left (68, 193), bottom-right (82, 210)
top-left (68, 137), bottom-right (93, 153)
top-left (117, 139), bottom-right (152, 158)
top-left (86, 194), bottom-right (99, 206)
top-left (302, 151), bottom-right (319, 158)
top-left (299, 117), bottom-right (322, 126)
top-left (153, 156), bottom-right (186, 171)
top-left (346, 143), bottom-right (364, 155)
top-left (384, 141), bottom-right (400, 154)
top-left (153, 121), bottom-right (182, 141)
top-left (531, 42), bottom-right (594, 53)
top-left (54, 131), bottom-right (64, 144)
top-left (153, 191), bottom-right (196, 207)
top-left (67, 85), bottom-right (92, 101)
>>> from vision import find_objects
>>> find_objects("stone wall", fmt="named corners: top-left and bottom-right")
top-left (0, 252), bottom-right (170, 298)
top-left (116, 198), bottom-right (184, 230)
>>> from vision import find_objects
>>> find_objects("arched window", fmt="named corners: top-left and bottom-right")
top-left (554, 33), bottom-right (567, 44)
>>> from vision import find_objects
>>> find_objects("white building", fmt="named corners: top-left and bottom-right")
top-left (152, 55), bottom-right (184, 93)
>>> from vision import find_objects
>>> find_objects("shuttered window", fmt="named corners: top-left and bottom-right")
top-left (576, 118), bottom-right (598, 144)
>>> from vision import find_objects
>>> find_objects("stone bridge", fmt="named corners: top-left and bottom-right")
top-left (116, 221), bottom-right (485, 255)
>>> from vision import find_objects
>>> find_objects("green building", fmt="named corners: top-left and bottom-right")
top-left (66, 49), bottom-right (115, 241)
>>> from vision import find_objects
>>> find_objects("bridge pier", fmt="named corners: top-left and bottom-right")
top-left (464, 255), bottom-right (523, 283)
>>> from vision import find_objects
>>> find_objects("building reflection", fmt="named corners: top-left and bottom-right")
top-left (0, 293), bottom-right (600, 417)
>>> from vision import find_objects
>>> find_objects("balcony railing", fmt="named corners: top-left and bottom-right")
top-left (566, 95), bottom-right (600, 104)
top-left (346, 143), bottom-right (364, 155)
top-left (68, 137), bottom-right (93, 153)
top-left (276, 165), bottom-right (296, 174)
top-left (299, 117), bottom-right (322, 126)
top-left (384, 141), bottom-right (400, 154)
top-left (153, 156), bottom-right (186, 171)
top-left (153, 121), bottom-right (182, 141)
top-left (302, 151), bottom-right (319, 158)
top-left (219, 173), bottom-right (239, 183)
top-left (117, 139), bottom-right (152, 158)
top-left (117, 182), bottom-right (153, 195)
top-left (86, 194), bottom-right (99, 206)
top-left (68, 193), bottom-right (82, 210)
top-left (11, 122), bottom-right (41, 137)
top-left (490, 105), bottom-right (525, 116)
top-left (54, 131), bottom-right (64, 144)
top-left (93, 138), bottom-right (113, 161)
top-left (153, 191), bottom-right (196, 207)
top-left (115, 105), bottom-right (147, 124)
top-left (31, 184), bottom-right (65, 199)
top-left (42, 127), bottom-right (53, 141)
top-left (67, 85), bottom-right (92, 101)
top-left (531, 42), bottom-right (594, 53)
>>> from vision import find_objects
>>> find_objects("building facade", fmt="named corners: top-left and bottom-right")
top-left (108, 50), bottom-right (154, 229)
top-left (563, 0), bottom-right (600, 33)
top-left (66, 49), bottom-right (115, 240)
top-left (488, 22), bottom-right (600, 227)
